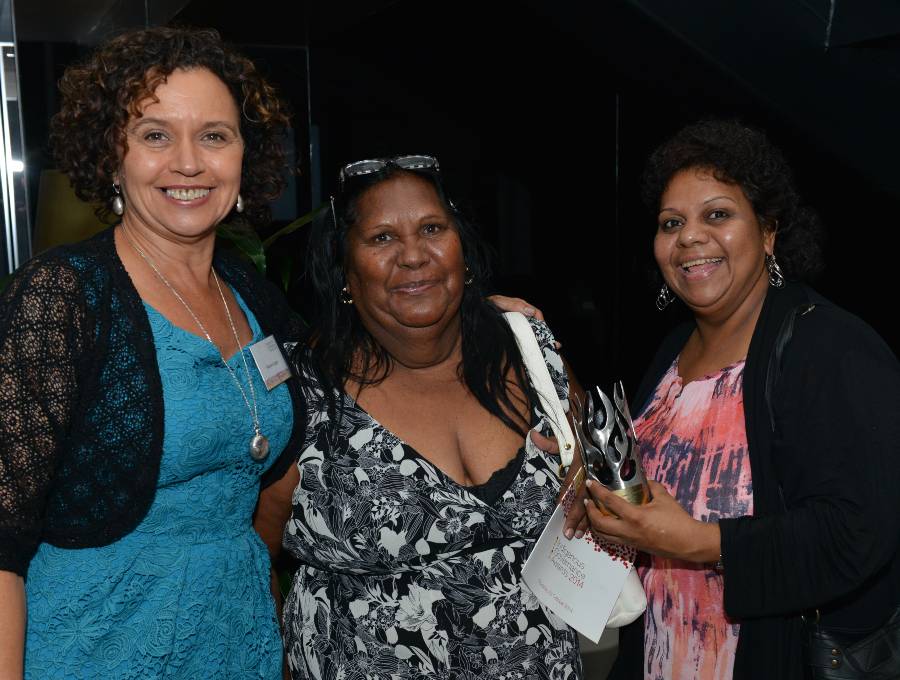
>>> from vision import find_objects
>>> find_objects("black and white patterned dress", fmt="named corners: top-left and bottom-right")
top-left (283, 319), bottom-right (582, 679)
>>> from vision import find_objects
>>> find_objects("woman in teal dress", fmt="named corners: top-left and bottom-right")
top-left (24, 284), bottom-right (294, 678)
top-left (0, 26), bottom-right (541, 679)
top-left (0, 27), bottom-right (303, 678)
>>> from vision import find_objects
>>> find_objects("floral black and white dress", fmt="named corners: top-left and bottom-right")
top-left (282, 318), bottom-right (582, 680)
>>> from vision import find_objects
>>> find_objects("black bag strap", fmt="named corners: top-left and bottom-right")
top-left (764, 302), bottom-right (817, 433)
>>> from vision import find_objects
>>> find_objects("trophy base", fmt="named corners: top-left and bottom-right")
top-left (593, 483), bottom-right (651, 516)
top-left (615, 485), bottom-right (651, 505)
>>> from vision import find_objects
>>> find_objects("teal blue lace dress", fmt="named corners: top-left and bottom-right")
top-left (23, 290), bottom-right (293, 680)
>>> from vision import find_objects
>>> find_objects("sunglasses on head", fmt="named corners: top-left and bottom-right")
top-left (338, 154), bottom-right (440, 188)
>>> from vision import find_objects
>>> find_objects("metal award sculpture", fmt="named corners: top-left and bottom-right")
top-left (573, 381), bottom-right (651, 511)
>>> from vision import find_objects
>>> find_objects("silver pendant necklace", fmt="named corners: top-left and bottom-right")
top-left (121, 226), bottom-right (270, 461)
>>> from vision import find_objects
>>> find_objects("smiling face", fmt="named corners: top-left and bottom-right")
top-left (116, 67), bottom-right (244, 243)
top-left (344, 172), bottom-right (466, 339)
top-left (654, 167), bottom-right (775, 322)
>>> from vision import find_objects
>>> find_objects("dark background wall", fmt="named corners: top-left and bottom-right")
top-left (14, 0), bottom-right (900, 395)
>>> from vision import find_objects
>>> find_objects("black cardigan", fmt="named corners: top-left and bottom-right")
top-left (611, 282), bottom-right (900, 680)
top-left (0, 228), bottom-right (306, 577)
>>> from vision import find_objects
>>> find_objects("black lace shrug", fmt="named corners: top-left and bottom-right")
top-left (0, 228), bottom-right (306, 577)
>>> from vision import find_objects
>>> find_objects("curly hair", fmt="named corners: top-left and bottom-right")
top-left (49, 26), bottom-right (290, 226)
top-left (642, 118), bottom-right (824, 281)
top-left (300, 163), bottom-right (537, 439)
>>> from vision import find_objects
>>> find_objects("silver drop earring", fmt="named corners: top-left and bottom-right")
top-left (655, 283), bottom-right (675, 311)
top-left (111, 184), bottom-right (125, 216)
top-left (340, 286), bottom-right (353, 305)
top-left (235, 194), bottom-right (245, 213)
top-left (765, 254), bottom-right (785, 288)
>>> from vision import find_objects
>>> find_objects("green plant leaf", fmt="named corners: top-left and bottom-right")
top-left (276, 255), bottom-right (294, 293)
top-left (261, 204), bottom-right (328, 250)
top-left (216, 222), bottom-right (267, 274)
top-left (216, 203), bottom-right (325, 284)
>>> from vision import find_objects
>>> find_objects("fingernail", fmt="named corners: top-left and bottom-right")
top-left (575, 530), bottom-right (585, 539)
top-left (564, 528), bottom-right (574, 540)
top-left (585, 480), bottom-right (593, 490)
top-left (524, 307), bottom-right (536, 316)
top-left (583, 498), bottom-right (590, 505)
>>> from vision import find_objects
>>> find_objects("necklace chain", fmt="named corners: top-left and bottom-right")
top-left (120, 226), bottom-right (263, 442)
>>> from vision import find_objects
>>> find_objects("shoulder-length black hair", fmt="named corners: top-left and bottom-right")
top-left (300, 162), bottom-right (537, 438)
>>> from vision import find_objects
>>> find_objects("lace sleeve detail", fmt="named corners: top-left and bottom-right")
top-left (526, 316), bottom-right (569, 407)
top-left (0, 257), bottom-right (88, 575)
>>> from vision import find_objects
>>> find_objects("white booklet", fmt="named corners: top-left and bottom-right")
top-left (522, 468), bottom-right (637, 643)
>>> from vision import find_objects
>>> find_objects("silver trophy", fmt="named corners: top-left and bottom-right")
top-left (573, 381), bottom-right (651, 510)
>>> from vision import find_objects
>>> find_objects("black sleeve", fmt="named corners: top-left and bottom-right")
top-left (0, 257), bottom-right (88, 575)
top-left (234, 263), bottom-right (308, 490)
top-left (720, 308), bottom-right (900, 618)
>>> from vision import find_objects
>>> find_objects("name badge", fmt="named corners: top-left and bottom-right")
top-left (249, 335), bottom-right (292, 390)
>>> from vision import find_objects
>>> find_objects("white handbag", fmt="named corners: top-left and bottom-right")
top-left (504, 312), bottom-right (647, 628)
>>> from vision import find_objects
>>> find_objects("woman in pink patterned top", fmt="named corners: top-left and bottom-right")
top-left (635, 358), bottom-right (751, 679)
top-left (575, 120), bottom-right (900, 680)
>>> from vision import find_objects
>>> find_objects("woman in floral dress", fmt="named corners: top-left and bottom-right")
top-left (255, 156), bottom-right (583, 679)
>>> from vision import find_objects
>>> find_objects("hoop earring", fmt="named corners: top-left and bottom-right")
top-left (111, 184), bottom-right (124, 216)
top-left (766, 254), bottom-right (785, 288)
top-left (655, 283), bottom-right (675, 311)
top-left (340, 286), bottom-right (353, 305)
top-left (464, 267), bottom-right (474, 285)
top-left (235, 194), bottom-right (245, 213)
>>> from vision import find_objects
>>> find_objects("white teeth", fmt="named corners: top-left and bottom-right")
top-left (682, 257), bottom-right (723, 270)
top-left (165, 188), bottom-right (210, 201)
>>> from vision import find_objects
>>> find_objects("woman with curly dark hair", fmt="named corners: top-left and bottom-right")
top-left (0, 26), bottom-right (303, 678)
top-left (577, 119), bottom-right (900, 679)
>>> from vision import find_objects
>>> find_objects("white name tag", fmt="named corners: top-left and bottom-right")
top-left (249, 335), bottom-right (292, 390)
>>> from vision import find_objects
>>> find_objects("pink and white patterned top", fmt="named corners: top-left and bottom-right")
top-left (634, 357), bottom-right (753, 680)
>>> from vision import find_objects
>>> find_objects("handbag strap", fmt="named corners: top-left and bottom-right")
top-left (765, 302), bottom-right (816, 433)
top-left (503, 312), bottom-right (575, 468)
